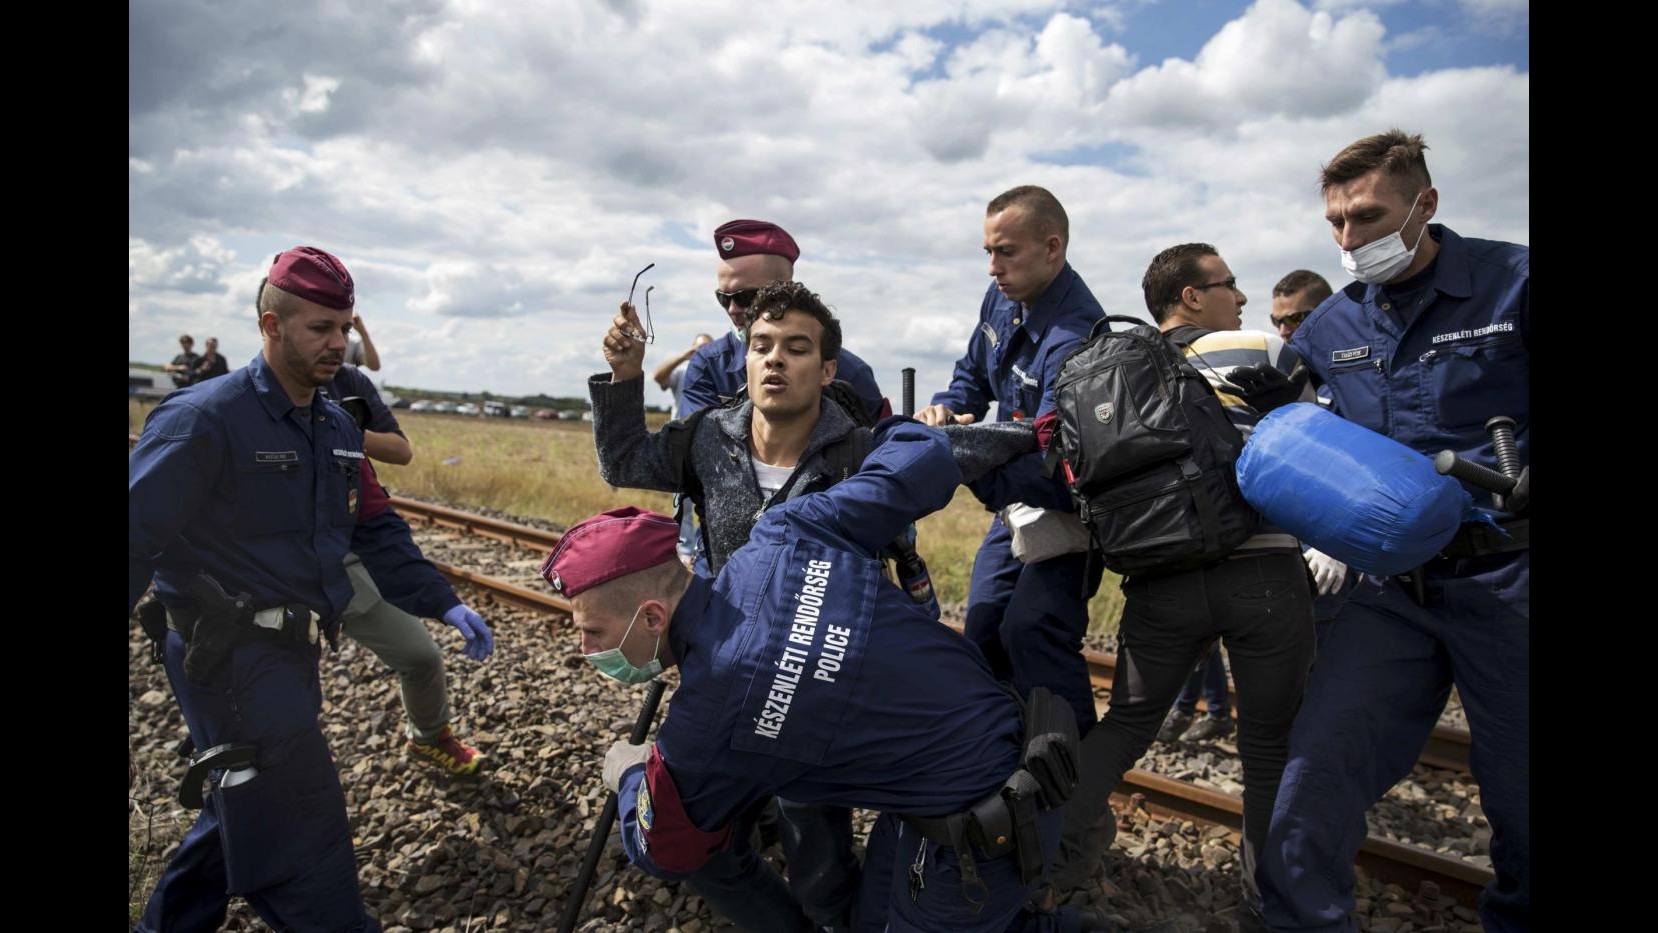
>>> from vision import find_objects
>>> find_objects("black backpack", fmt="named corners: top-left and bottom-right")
top-left (1045, 315), bottom-right (1258, 577)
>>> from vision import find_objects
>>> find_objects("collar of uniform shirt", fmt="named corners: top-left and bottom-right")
top-left (1015, 262), bottom-right (1080, 339)
top-left (247, 351), bottom-right (308, 422)
top-left (1362, 224), bottom-right (1472, 307)
top-left (667, 573), bottom-right (715, 665)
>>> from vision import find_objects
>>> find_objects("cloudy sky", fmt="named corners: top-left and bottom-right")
top-left (129, 0), bottom-right (1529, 407)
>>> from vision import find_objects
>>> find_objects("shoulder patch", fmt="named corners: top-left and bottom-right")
top-left (979, 321), bottom-right (1000, 349)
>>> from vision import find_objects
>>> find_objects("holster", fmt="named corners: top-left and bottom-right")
top-left (998, 770), bottom-right (1045, 885)
top-left (181, 572), bottom-right (256, 683)
top-left (178, 742), bottom-right (257, 809)
top-left (136, 599), bottom-right (170, 665)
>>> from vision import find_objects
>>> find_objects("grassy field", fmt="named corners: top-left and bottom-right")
top-left (129, 400), bottom-right (1124, 632)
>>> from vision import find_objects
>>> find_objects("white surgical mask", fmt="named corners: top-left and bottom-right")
top-left (1340, 191), bottom-right (1428, 285)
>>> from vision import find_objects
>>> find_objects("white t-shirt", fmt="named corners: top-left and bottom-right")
top-left (751, 457), bottom-right (794, 500)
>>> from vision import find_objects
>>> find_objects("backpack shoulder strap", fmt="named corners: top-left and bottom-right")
top-left (665, 406), bottom-right (714, 509)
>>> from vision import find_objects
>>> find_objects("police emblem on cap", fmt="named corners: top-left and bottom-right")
top-left (1094, 402), bottom-right (1114, 424)
top-left (548, 570), bottom-right (564, 594)
top-left (721, 236), bottom-right (735, 252)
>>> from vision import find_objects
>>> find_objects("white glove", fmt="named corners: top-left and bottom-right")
top-left (1304, 547), bottom-right (1347, 596)
top-left (603, 740), bottom-right (651, 793)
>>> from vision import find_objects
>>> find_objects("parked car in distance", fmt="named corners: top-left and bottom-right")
top-left (129, 368), bottom-right (170, 399)
top-left (510, 405), bottom-right (531, 418)
top-left (483, 400), bottom-right (509, 418)
top-left (534, 409), bottom-right (556, 419)
top-left (433, 401), bottom-right (458, 414)
top-left (456, 403), bottom-right (481, 416)
top-left (409, 400), bottom-right (434, 412)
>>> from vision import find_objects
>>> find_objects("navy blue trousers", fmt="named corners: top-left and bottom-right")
top-left (1259, 551), bottom-right (1529, 932)
top-left (136, 631), bottom-right (376, 933)
top-left (1172, 644), bottom-right (1231, 716)
top-left (964, 518), bottom-right (1101, 735)
top-left (685, 798), bottom-right (858, 932)
top-left (853, 809), bottom-right (1078, 932)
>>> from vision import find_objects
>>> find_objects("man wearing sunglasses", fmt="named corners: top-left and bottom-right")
top-left (679, 219), bottom-right (890, 423)
top-left (1269, 270), bottom-right (1332, 342)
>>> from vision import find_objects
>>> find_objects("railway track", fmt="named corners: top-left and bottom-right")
top-left (389, 493), bottom-right (1473, 773)
top-left (388, 495), bottom-right (1495, 909)
top-left (126, 433), bottom-right (1495, 910)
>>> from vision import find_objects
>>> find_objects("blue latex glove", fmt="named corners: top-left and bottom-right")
top-left (442, 604), bottom-right (494, 661)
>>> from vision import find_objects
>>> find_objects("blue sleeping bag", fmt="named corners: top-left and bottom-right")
top-left (1235, 403), bottom-right (1478, 576)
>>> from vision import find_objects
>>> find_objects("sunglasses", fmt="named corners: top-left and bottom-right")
top-left (1192, 276), bottom-right (1240, 293)
top-left (1270, 309), bottom-right (1313, 328)
top-left (714, 287), bottom-right (760, 312)
top-left (624, 263), bottom-right (656, 344)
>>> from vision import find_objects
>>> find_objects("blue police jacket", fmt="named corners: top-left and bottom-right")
top-left (934, 263), bottom-right (1105, 511)
top-left (1290, 225), bottom-right (1528, 492)
top-left (614, 420), bottom-right (1023, 879)
top-left (129, 352), bottom-right (367, 616)
top-left (931, 263), bottom-right (1104, 423)
top-left (679, 332), bottom-right (889, 422)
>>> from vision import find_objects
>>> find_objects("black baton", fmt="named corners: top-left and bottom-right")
top-left (557, 678), bottom-right (668, 933)
top-left (901, 367), bottom-right (915, 417)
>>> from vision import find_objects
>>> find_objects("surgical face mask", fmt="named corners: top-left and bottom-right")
top-left (730, 323), bottom-right (748, 342)
top-left (1340, 190), bottom-right (1428, 285)
top-left (584, 605), bottom-right (662, 685)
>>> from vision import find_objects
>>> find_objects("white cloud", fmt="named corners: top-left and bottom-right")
top-left (129, 236), bottom-right (238, 295)
top-left (1104, 0), bottom-right (1387, 129)
top-left (129, 0), bottom-right (1528, 398)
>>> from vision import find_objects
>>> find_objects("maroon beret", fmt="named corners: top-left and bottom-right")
top-left (712, 219), bottom-right (800, 263)
top-left (540, 506), bottom-right (680, 598)
top-left (268, 246), bottom-right (355, 310)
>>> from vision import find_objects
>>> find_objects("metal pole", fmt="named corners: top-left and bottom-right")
top-left (556, 678), bottom-right (668, 933)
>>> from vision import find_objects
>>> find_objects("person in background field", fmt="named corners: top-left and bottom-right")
top-left (1258, 128), bottom-right (1530, 933)
top-left (655, 333), bottom-right (715, 419)
top-left (193, 337), bottom-right (231, 382)
top-left (345, 312), bottom-right (382, 371)
top-left (165, 334), bottom-right (200, 388)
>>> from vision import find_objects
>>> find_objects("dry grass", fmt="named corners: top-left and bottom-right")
top-left (129, 401), bottom-right (1122, 632)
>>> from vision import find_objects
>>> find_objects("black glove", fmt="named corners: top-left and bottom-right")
top-left (1226, 363), bottom-right (1309, 414)
top-left (1504, 465), bottom-right (1528, 515)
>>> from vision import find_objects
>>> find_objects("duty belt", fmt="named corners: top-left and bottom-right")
top-left (167, 605), bottom-right (322, 645)
top-left (1439, 517), bottom-right (1528, 560)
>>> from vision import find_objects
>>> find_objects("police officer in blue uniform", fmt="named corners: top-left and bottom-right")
top-left (129, 246), bottom-right (469, 933)
top-left (680, 219), bottom-right (889, 422)
top-left (543, 421), bottom-right (1103, 933)
top-left (1257, 130), bottom-right (1529, 933)
top-left (917, 185), bottom-right (1105, 737)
